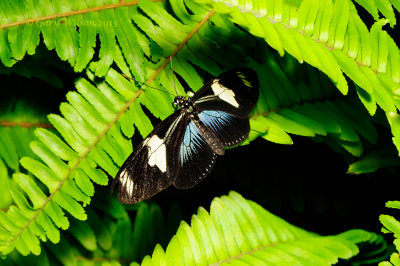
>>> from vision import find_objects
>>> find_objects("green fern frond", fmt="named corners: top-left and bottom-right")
top-left (140, 191), bottom-right (372, 265)
top-left (340, 229), bottom-right (391, 265)
top-left (0, 68), bottom-right (138, 256)
top-left (348, 147), bottom-right (400, 174)
top-left (245, 54), bottom-right (377, 157)
top-left (0, 0), bottom-right (260, 77)
top-left (379, 201), bottom-right (400, 265)
top-left (195, 0), bottom-right (400, 155)
top-left (1, 192), bottom-right (182, 265)
top-left (0, 96), bottom-right (50, 169)
top-left (43, 196), bottom-right (143, 265)
top-left (0, 158), bottom-right (12, 210)
top-left (0, 0), bottom-right (138, 75)
top-left (353, 0), bottom-right (399, 27)
top-left (0, 0), bottom-right (215, 78)
top-left (0, 87), bottom-right (55, 210)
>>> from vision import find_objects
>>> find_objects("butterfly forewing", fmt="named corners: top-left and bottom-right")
top-left (112, 112), bottom-right (186, 203)
top-left (192, 68), bottom-right (259, 116)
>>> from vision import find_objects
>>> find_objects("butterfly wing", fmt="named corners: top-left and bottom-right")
top-left (197, 110), bottom-right (250, 147)
top-left (112, 112), bottom-right (187, 204)
top-left (192, 68), bottom-right (259, 117)
top-left (173, 120), bottom-right (218, 189)
top-left (193, 68), bottom-right (259, 147)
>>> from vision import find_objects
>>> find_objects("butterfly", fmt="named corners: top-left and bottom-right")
top-left (111, 68), bottom-right (259, 204)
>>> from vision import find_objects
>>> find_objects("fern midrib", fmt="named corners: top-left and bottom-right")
top-left (0, 0), bottom-right (161, 30)
top-left (147, 10), bottom-right (216, 82)
top-left (250, 90), bottom-right (346, 121)
top-left (4, 9), bottom-right (216, 252)
top-left (74, 255), bottom-right (130, 264)
top-left (251, 108), bottom-right (280, 120)
top-left (0, 121), bottom-right (52, 128)
top-left (209, 242), bottom-right (279, 265)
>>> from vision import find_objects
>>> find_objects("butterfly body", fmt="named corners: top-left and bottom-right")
top-left (112, 68), bottom-right (259, 204)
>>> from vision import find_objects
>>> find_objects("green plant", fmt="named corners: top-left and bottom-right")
top-left (0, 0), bottom-right (399, 264)
top-left (379, 201), bottom-right (400, 266)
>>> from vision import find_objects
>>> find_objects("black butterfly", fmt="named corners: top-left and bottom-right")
top-left (111, 68), bottom-right (259, 204)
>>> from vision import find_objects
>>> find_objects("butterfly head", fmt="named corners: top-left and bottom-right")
top-left (172, 95), bottom-right (185, 109)
top-left (173, 96), bottom-right (195, 113)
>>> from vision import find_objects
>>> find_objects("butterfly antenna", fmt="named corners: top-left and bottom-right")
top-left (169, 56), bottom-right (179, 97)
top-left (122, 74), bottom-right (175, 97)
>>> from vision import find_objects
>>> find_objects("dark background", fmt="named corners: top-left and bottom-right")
top-left (153, 133), bottom-right (399, 236)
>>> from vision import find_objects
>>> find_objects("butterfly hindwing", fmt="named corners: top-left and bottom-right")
top-left (198, 110), bottom-right (250, 147)
top-left (112, 112), bottom-right (186, 203)
top-left (174, 120), bottom-right (218, 189)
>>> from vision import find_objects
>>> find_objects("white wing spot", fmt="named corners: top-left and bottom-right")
top-left (211, 79), bottom-right (239, 108)
top-left (120, 170), bottom-right (134, 197)
top-left (119, 169), bottom-right (126, 181)
top-left (146, 135), bottom-right (167, 173)
top-left (119, 170), bottom-right (133, 196)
